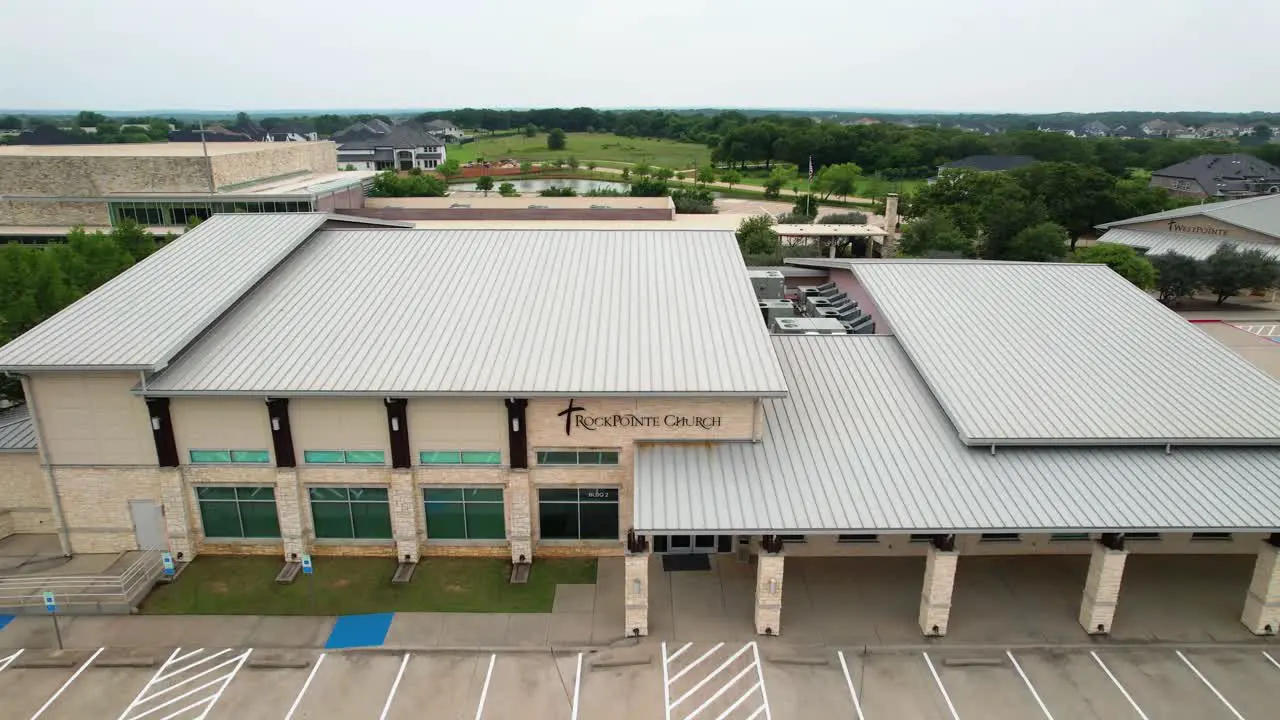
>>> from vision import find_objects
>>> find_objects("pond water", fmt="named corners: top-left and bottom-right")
top-left (453, 178), bottom-right (630, 194)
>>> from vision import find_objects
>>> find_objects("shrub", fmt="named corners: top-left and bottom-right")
top-left (629, 178), bottom-right (670, 197)
top-left (671, 187), bottom-right (717, 214)
top-left (539, 186), bottom-right (578, 197)
top-left (820, 211), bottom-right (869, 225)
top-left (498, 182), bottom-right (519, 197)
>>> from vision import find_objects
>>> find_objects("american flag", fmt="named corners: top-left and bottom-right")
top-left (808, 156), bottom-right (814, 182)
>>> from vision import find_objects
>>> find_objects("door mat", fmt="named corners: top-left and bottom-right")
top-left (662, 554), bottom-right (711, 572)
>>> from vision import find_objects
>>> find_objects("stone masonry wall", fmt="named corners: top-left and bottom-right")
top-left (919, 548), bottom-right (958, 636)
top-left (182, 466), bottom-right (283, 557)
top-left (1079, 544), bottom-right (1128, 634)
top-left (754, 552), bottom-right (785, 635)
top-left (0, 156), bottom-right (211, 195)
top-left (210, 142), bottom-right (337, 189)
top-left (0, 452), bottom-right (53, 533)
top-left (0, 199), bottom-right (111, 227)
top-left (1242, 542), bottom-right (1280, 635)
top-left (52, 466), bottom-right (163, 553)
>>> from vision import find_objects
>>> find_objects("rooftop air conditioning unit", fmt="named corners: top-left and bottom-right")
top-left (747, 270), bottom-right (786, 300)
top-left (771, 317), bottom-right (848, 335)
top-left (759, 300), bottom-right (796, 325)
top-left (846, 315), bottom-right (875, 334)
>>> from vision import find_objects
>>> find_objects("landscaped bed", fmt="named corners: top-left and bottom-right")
top-left (139, 556), bottom-right (597, 615)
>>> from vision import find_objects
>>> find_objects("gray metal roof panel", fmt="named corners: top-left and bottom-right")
top-left (145, 230), bottom-right (788, 396)
top-left (0, 213), bottom-right (328, 371)
top-left (796, 259), bottom-right (1280, 444)
top-left (634, 336), bottom-right (1280, 533)
top-left (1098, 228), bottom-right (1280, 261)
top-left (0, 405), bottom-right (36, 451)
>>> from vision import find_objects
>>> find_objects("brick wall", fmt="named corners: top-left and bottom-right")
top-left (0, 199), bottom-right (110, 226)
top-left (0, 155), bottom-right (211, 195)
top-left (209, 142), bottom-right (337, 189)
top-left (52, 466), bottom-right (163, 553)
top-left (0, 452), bottom-right (53, 533)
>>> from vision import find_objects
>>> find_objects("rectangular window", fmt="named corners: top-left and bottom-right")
top-left (196, 486), bottom-right (280, 539)
top-left (189, 449), bottom-right (271, 464)
top-left (303, 450), bottom-right (386, 465)
top-left (537, 488), bottom-right (618, 540)
top-left (979, 533), bottom-right (1021, 543)
top-left (779, 535), bottom-right (806, 543)
top-left (535, 449), bottom-right (620, 466)
top-left (1050, 533), bottom-right (1091, 542)
top-left (419, 450), bottom-right (502, 465)
top-left (909, 534), bottom-right (934, 543)
top-left (837, 534), bottom-right (879, 543)
top-left (1126, 532), bottom-right (1161, 542)
top-left (1191, 532), bottom-right (1233, 542)
top-left (424, 487), bottom-right (505, 540)
top-left (308, 486), bottom-right (392, 539)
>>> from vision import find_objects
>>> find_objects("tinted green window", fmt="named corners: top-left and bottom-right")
top-left (350, 502), bottom-right (392, 539)
top-left (190, 450), bottom-right (232, 463)
top-left (421, 450), bottom-right (461, 464)
top-left (461, 451), bottom-right (501, 465)
top-left (420, 450), bottom-right (502, 465)
top-left (349, 487), bottom-right (387, 502)
top-left (344, 450), bottom-right (385, 464)
top-left (535, 450), bottom-right (619, 466)
top-left (537, 488), bottom-right (618, 541)
top-left (311, 500), bottom-right (354, 539)
top-left (536, 451), bottom-right (578, 465)
top-left (309, 486), bottom-right (391, 540)
top-left (309, 487), bottom-right (348, 502)
top-left (231, 450), bottom-right (271, 463)
top-left (196, 486), bottom-right (280, 539)
top-left (423, 487), bottom-right (505, 540)
top-left (304, 450), bottom-right (346, 464)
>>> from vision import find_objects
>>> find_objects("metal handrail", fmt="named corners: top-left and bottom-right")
top-left (0, 550), bottom-right (164, 608)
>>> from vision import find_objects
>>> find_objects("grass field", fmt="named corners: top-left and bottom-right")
top-left (733, 172), bottom-right (923, 198)
top-left (449, 132), bottom-right (711, 169)
top-left (139, 556), bottom-right (597, 614)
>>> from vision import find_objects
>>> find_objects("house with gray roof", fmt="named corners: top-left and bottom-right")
top-left (421, 118), bottom-right (464, 142)
top-left (1150, 153), bottom-right (1280, 199)
top-left (336, 124), bottom-right (447, 172)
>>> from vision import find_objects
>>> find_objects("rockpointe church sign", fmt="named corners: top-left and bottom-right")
top-left (1167, 219), bottom-right (1230, 237)
top-left (556, 398), bottom-right (722, 436)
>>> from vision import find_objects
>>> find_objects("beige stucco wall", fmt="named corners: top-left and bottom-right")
top-left (0, 156), bottom-right (212, 196)
top-left (290, 397), bottom-right (390, 462)
top-left (1125, 215), bottom-right (1279, 244)
top-left (407, 398), bottom-right (507, 463)
top-left (210, 142), bottom-right (337, 190)
top-left (171, 396), bottom-right (273, 464)
top-left (27, 373), bottom-right (155, 466)
top-left (0, 198), bottom-right (110, 226)
top-left (0, 452), bottom-right (53, 533)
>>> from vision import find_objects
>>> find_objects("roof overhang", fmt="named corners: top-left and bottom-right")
top-left (131, 388), bottom-right (787, 399)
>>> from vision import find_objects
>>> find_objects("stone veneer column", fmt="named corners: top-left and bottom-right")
top-left (274, 468), bottom-right (308, 562)
top-left (1241, 539), bottom-right (1280, 635)
top-left (390, 470), bottom-right (419, 563)
top-left (755, 551), bottom-right (785, 635)
top-left (159, 468), bottom-right (196, 560)
top-left (508, 470), bottom-right (533, 564)
top-left (919, 545), bottom-right (959, 636)
top-left (1079, 542), bottom-right (1128, 634)
top-left (624, 551), bottom-right (650, 637)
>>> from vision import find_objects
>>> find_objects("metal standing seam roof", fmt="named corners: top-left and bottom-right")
top-left (0, 405), bottom-right (36, 451)
top-left (1096, 193), bottom-right (1280, 238)
top-left (1097, 228), bottom-right (1280, 261)
top-left (143, 230), bottom-right (788, 396)
top-left (0, 214), bottom-right (330, 371)
top-left (793, 259), bottom-right (1280, 445)
top-left (633, 336), bottom-right (1280, 534)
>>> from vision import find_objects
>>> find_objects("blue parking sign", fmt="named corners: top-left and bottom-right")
top-left (301, 554), bottom-right (313, 575)
top-left (161, 552), bottom-right (176, 576)
top-left (43, 591), bottom-right (56, 613)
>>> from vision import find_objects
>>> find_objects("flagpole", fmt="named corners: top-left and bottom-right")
top-left (806, 156), bottom-right (812, 221)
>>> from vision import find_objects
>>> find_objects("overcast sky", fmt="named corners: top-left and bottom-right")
top-left (3, 0), bottom-right (1276, 113)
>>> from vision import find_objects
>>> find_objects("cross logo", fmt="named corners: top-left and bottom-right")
top-left (557, 398), bottom-right (585, 436)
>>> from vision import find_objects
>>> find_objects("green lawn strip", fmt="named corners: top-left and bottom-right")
top-left (139, 556), bottom-right (597, 615)
top-left (450, 133), bottom-right (710, 168)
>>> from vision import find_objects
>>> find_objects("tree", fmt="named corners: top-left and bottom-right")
top-left (519, 161), bottom-right (533, 175)
top-left (438, 158), bottom-right (461, 179)
top-left (368, 169), bottom-right (448, 197)
top-left (523, 123), bottom-right (538, 138)
top-left (629, 178), bottom-right (669, 197)
top-left (695, 166), bottom-right (716, 185)
top-left (1151, 252), bottom-right (1202, 305)
top-left (1253, 124), bottom-right (1273, 142)
top-left (587, 162), bottom-right (597, 172)
top-left (815, 162), bottom-right (862, 200)
top-left (620, 167), bottom-right (631, 180)
top-left (110, 219), bottom-right (157, 260)
top-left (736, 215), bottom-right (780, 256)
top-left (567, 156), bottom-right (579, 169)
top-left (720, 168), bottom-right (742, 189)
top-left (547, 128), bottom-right (567, 150)
top-left (654, 167), bottom-right (675, 181)
top-left (978, 183), bottom-right (1047, 259)
top-left (1201, 244), bottom-right (1280, 304)
top-left (539, 186), bottom-right (577, 197)
top-left (475, 175), bottom-right (495, 196)
top-left (790, 195), bottom-right (821, 220)
top-left (1011, 162), bottom-right (1121, 250)
top-left (671, 187), bottom-right (717, 214)
top-left (0, 114), bottom-right (22, 130)
top-left (1071, 244), bottom-right (1158, 289)
top-left (898, 213), bottom-right (975, 257)
top-left (498, 182), bottom-right (519, 197)
top-left (820, 212), bottom-right (869, 225)
top-left (75, 110), bottom-right (107, 128)
top-left (1006, 222), bottom-right (1069, 262)
top-left (632, 162), bottom-right (652, 178)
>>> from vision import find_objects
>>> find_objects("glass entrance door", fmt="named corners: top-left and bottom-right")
top-left (666, 534), bottom-right (717, 553)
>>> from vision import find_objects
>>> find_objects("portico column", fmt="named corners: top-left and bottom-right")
top-left (389, 470), bottom-right (419, 563)
top-left (919, 534), bottom-right (958, 636)
top-left (1079, 533), bottom-right (1128, 635)
top-left (275, 468), bottom-right (308, 562)
top-left (160, 468), bottom-right (195, 561)
top-left (1241, 534), bottom-right (1280, 635)
top-left (755, 535), bottom-right (785, 635)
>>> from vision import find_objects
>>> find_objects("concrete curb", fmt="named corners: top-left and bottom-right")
top-left (338, 645), bottom-right (604, 655)
top-left (852, 641), bottom-right (1280, 654)
top-left (766, 655), bottom-right (830, 666)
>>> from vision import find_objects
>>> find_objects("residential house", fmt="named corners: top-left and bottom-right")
top-left (1079, 120), bottom-right (1111, 137)
top-left (1149, 153), bottom-right (1280, 198)
top-left (266, 122), bottom-right (320, 143)
top-left (422, 118), bottom-right (465, 142)
top-left (167, 124), bottom-right (255, 143)
top-left (1195, 122), bottom-right (1245, 139)
top-left (336, 125), bottom-right (447, 171)
top-left (1140, 119), bottom-right (1191, 138)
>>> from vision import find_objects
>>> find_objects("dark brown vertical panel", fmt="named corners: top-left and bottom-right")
top-left (146, 397), bottom-right (180, 468)
top-left (504, 398), bottom-right (528, 470)
top-left (266, 398), bottom-right (296, 468)
top-left (385, 398), bottom-right (410, 469)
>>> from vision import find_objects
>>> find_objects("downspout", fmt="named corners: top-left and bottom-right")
top-left (18, 375), bottom-right (72, 556)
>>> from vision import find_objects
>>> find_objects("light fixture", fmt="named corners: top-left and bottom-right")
top-left (271, 417), bottom-right (280, 431)
top-left (391, 418), bottom-right (400, 432)
top-left (768, 578), bottom-right (778, 595)
top-left (631, 578), bottom-right (642, 595)
top-left (512, 418), bottom-right (520, 432)
top-left (150, 417), bottom-right (161, 430)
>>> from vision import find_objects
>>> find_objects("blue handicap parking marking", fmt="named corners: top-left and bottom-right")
top-left (0, 614), bottom-right (14, 631)
top-left (324, 612), bottom-right (395, 649)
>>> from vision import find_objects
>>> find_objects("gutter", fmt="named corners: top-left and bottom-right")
top-left (17, 375), bottom-right (72, 556)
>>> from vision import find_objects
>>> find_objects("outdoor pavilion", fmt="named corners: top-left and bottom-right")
top-left (772, 224), bottom-right (890, 258)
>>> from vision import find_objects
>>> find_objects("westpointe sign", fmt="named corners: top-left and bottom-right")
top-left (557, 399), bottom-right (722, 436)
top-left (1167, 219), bottom-right (1230, 237)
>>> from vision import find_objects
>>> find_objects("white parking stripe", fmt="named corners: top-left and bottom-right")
top-left (378, 653), bottom-right (411, 720)
top-left (921, 652), bottom-right (960, 720)
top-left (0, 648), bottom-right (24, 674)
top-left (1089, 651), bottom-right (1149, 720)
top-left (670, 643), bottom-right (726, 684)
top-left (1006, 651), bottom-right (1054, 720)
top-left (836, 651), bottom-right (866, 720)
top-left (684, 662), bottom-right (757, 719)
top-left (1263, 651), bottom-right (1280, 672)
top-left (570, 653), bottom-right (583, 720)
top-left (283, 652), bottom-right (325, 720)
top-left (667, 642), bottom-right (693, 665)
top-left (153, 648), bottom-right (231, 684)
top-left (662, 643), bottom-right (673, 719)
top-left (474, 653), bottom-right (496, 720)
top-left (191, 649), bottom-right (251, 720)
top-left (1175, 651), bottom-right (1246, 720)
top-left (670, 643), bottom-right (753, 710)
top-left (712, 680), bottom-right (763, 720)
top-left (750, 642), bottom-right (772, 720)
top-left (29, 647), bottom-right (104, 719)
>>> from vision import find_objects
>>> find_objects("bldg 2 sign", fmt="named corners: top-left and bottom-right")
top-left (556, 398), bottom-right (722, 436)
